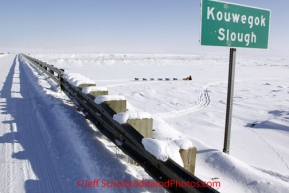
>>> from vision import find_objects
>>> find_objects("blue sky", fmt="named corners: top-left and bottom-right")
top-left (1, 0), bottom-right (288, 55)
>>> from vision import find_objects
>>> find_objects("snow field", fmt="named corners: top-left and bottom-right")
top-left (61, 64), bottom-right (195, 169)
top-left (24, 53), bottom-right (289, 192)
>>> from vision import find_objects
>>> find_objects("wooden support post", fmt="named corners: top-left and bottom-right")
top-left (59, 69), bottom-right (65, 75)
top-left (59, 69), bottom-right (65, 90)
top-left (180, 147), bottom-right (197, 175)
top-left (113, 109), bottom-right (152, 166)
top-left (89, 90), bottom-right (108, 97)
top-left (58, 69), bottom-right (65, 79)
top-left (105, 100), bottom-right (126, 113)
top-left (49, 65), bottom-right (54, 75)
top-left (79, 83), bottom-right (97, 88)
top-left (126, 117), bottom-right (153, 166)
top-left (126, 118), bottom-right (153, 138)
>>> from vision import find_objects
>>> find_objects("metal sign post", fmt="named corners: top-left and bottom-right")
top-left (200, 0), bottom-right (270, 154)
top-left (223, 48), bottom-right (236, 154)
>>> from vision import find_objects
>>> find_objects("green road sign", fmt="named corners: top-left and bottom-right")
top-left (201, 0), bottom-right (271, 49)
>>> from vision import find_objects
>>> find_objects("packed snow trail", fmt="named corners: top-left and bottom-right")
top-left (0, 55), bottom-right (88, 192)
top-left (0, 54), bottom-right (165, 193)
top-left (0, 55), bottom-right (66, 192)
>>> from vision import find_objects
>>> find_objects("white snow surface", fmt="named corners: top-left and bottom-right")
top-left (142, 138), bottom-right (193, 167)
top-left (113, 111), bottom-right (151, 124)
top-left (0, 54), bottom-right (163, 193)
top-left (94, 94), bottom-right (126, 104)
top-left (82, 86), bottom-right (108, 94)
top-left (1, 52), bottom-right (289, 193)
top-left (64, 73), bottom-right (95, 86)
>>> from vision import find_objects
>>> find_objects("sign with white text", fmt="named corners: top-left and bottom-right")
top-left (200, 0), bottom-right (270, 49)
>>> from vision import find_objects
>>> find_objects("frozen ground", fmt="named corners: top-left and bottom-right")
top-left (1, 52), bottom-right (289, 192)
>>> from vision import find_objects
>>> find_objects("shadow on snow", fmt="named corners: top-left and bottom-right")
top-left (0, 55), bottom-right (163, 193)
